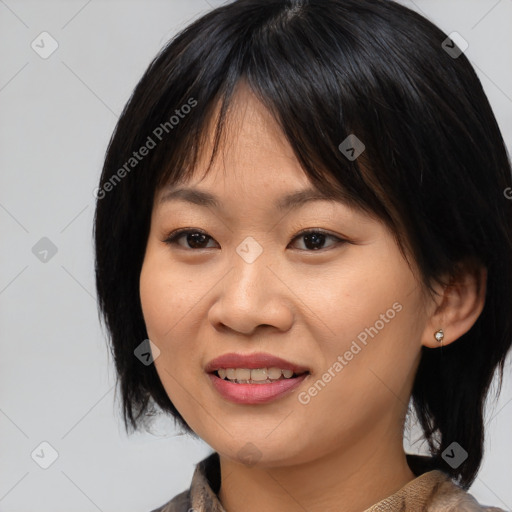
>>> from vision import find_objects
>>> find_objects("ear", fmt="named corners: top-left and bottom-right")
top-left (421, 262), bottom-right (487, 348)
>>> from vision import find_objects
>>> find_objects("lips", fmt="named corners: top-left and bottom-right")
top-left (208, 372), bottom-right (309, 404)
top-left (204, 352), bottom-right (310, 374)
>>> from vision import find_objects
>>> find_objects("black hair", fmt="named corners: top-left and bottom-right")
top-left (94, 0), bottom-right (512, 488)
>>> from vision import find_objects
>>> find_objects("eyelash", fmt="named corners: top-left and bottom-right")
top-left (162, 228), bottom-right (347, 252)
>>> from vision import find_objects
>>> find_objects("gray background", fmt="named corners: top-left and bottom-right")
top-left (0, 0), bottom-right (511, 510)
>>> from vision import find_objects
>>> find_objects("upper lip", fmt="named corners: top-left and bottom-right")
top-left (205, 352), bottom-right (310, 374)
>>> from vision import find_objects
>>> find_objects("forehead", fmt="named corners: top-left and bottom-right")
top-left (157, 84), bottom-right (317, 200)
top-left (153, 82), bottom-right (368, 221)
top-left (158, 184), bottom-right (352, 213)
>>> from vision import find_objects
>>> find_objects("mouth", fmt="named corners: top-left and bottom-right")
top-left (204, 351), bottom-right (310, 376)
top-left (207, 369), bottom-right (310, 404)
top-left (205, 352), bottom-right (311, 404)
top-left (210, 368), bottom-right (310, 384)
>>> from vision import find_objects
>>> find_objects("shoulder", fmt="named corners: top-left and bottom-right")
top-left (404, 455), bottom-right (507, 512)
top-left (148, 489), bottom-right (190, 512)
top-left (424, 472), bottom-right (507, 512)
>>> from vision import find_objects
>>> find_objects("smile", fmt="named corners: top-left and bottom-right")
top-left (208, 371), bottom-right (309, 404)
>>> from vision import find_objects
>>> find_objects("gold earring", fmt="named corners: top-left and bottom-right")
top-left (434, 329), bottom-right (444, 345)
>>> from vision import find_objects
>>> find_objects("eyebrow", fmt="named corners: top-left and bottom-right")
top-left (159, 186), bottom-right (348, 211)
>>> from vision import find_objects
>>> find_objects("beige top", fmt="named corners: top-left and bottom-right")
top-left (150, 452), bottom-right (507, 512)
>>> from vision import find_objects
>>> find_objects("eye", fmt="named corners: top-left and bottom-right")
top-left (289, 229), bottom-right (345, 251)
top-left (163, 228), bottom-right (346, 252)
top-left (163, 229), bottom-right (218, 250)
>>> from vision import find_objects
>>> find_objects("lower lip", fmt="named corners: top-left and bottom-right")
top-left (208, 372), bottom-right (309, 404)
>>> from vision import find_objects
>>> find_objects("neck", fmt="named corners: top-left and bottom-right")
top-left (217, 430), bottom-right (416, 512)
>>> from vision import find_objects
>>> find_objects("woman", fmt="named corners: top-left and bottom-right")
top-left (94, 0), bottom-right (512, 510)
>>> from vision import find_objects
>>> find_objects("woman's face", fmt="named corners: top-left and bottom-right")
top-left (139, 86), bottom-right (434, 467)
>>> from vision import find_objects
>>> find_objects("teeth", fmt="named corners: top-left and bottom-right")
top-left (216, 367), bottom-right (299, 383)
top-left (267, 367), bottom-right (282, 379)
top-left (225, 368), bottom-right (236, 380)
top-left (248, 368), bottom-right (267, 381)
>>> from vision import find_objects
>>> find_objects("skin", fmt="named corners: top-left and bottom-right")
top-left (139, 83), bottom-right (486, 512)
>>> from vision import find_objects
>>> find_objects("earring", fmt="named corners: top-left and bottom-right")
top-left (434, 329), bottom-right (444, 344)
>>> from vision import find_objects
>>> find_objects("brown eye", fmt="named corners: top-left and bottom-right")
top-left (163, 228), bottom-right (345, 252)
top-left (289, 230), bottom-right (345, 251)
top-left (164, 229), bottom-right (218, 250)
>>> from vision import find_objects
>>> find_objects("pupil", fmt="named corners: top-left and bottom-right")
top-left (304, 233), bottom-right (325, 250)
top-left (185, 233), bottom-right (326, 250)
top-left (188, 233), bottom-right (208, 249)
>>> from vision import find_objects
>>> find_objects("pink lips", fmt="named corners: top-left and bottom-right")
top-left (205, 352), bottom-right (310, 405)
top-left (204, 352), bottom-right (309, 374)
top-left (208, 372), bottom-right (309, 404)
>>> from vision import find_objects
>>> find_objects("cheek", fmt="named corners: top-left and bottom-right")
top-left (139, 250), bottom-right (204, 420)
top-left (311, 250), bottom-right (425, 396)
top-left (139, 246), bottom-right (198, 340)
top-left (309, 253), bottom-right (414, 342)
top-left (139, 262), bottom-right (172, 340)
top-left (139, 242), bottom-right (215, 359)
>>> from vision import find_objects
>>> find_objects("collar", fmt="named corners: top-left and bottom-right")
top-left (167, 452), bottom-right (501, 512)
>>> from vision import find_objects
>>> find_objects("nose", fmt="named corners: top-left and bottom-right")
top-left (207, 244), bottom-right (294, 336)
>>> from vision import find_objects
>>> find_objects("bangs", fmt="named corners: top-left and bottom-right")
top-left (137, 2), bottom-right (405, 249)
top-left (155, 78), bottom-right (381, 214)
